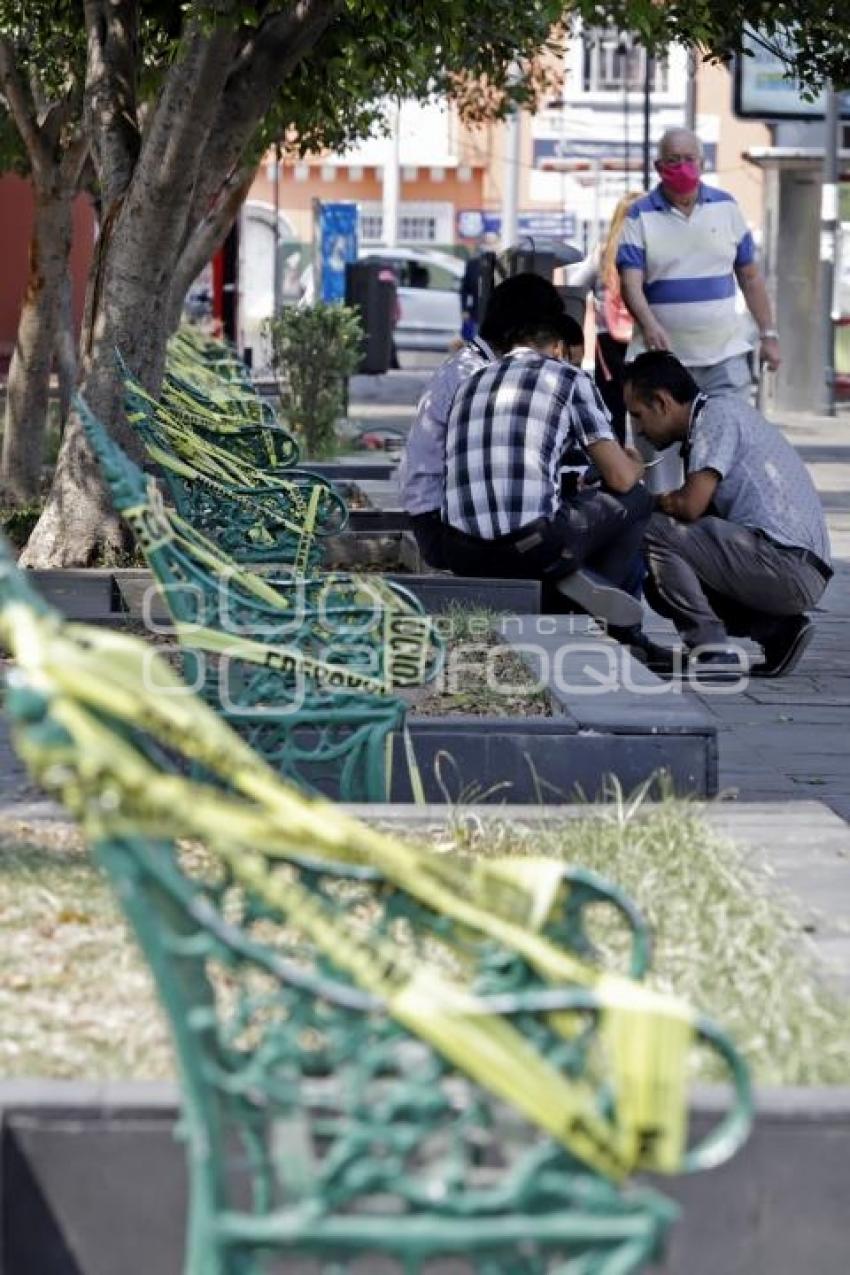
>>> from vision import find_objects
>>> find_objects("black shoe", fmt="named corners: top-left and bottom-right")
top-left (610, 627), bottom-right (680, 675)
top-left (686, 649), bottom-right (748, 683)
top-left (751, 616), bottom-right (815, 678)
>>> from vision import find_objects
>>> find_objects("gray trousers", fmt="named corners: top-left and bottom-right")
top-left (691, 353), bottom-right (754, 399)
top-left (644, 513), bottom-right (828, 648)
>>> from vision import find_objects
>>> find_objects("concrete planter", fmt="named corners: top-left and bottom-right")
top-left (2, 1080), bottom-right (848, 1275)
top-left (298, 460), bottom-right (398, 482)
top-left (391, 711), bottom-right (717, 802)
top-left (27, 568), bottom-right (543, 619)
top-left (14, 588), bottom-right (716, 801)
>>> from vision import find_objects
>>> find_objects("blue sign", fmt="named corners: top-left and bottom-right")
top-left (457, 209), bottom-right (577, 241)
top-left (533, 138), bottom-right (717, 170)
top-left (318, 202), bottom-right (358, 302)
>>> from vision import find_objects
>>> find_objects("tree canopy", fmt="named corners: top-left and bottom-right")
top-left (584, 3), bottom-right (849, 88)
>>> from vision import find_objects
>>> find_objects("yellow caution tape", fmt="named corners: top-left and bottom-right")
top-left (4, 607), bottom-right (701, 1180)
top-left (294, 483), bottom-right (322, 579)
top-left (596, 975), bottom-right (693, 1174)
top-left (123, 488), bottom-right (439, 689)
top-left (174, 621), bottom-right (392, 696)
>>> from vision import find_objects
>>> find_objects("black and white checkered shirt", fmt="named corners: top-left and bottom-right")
top-left (443, 348), bottom-right (615, 538)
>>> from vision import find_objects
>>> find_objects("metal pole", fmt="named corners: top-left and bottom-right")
top-left (382, 100), bottom-right (401, 248)
top-left (685, 47), bottom-right (697, 132)
top-left (621, 38), bottom-right (630, 194)
top-left (272, 141), bottom-right (281, 316)
top-left (501, 102), bottom-right (521, 250)
top-left (821, 84), bottom-right (839, 417)
top-left (642, 48), bottom-right (652, 190)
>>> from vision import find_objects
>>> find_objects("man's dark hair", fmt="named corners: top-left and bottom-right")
top-left (479, 273), bottom-right (563, 347)
top-left (554, 314), bottom-right (585, 348)
top-left (623, 351), bottom-right (699, 404)
top-left (501, 320), bottom-right (567, 351)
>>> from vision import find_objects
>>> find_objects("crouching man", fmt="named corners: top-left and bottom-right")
top-left (623, 351), bottom-right (832, 679)
top-left (441, 314), bottom-right (658, 639)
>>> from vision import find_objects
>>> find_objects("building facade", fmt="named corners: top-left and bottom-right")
top-left (237, 23), bottom-right (771, 354)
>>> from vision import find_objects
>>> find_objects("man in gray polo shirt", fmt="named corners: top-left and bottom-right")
top-left (623, 352), bottom-right (831, 678)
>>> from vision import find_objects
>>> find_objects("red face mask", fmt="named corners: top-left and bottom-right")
top-left (658, 160), bottom-right (700, 196)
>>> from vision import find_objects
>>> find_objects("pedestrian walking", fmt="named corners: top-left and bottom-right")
top-left (623, 352), bottom-right (831, 680)
top-left (617, 129), bottom-right (780, 398)
top-left (570, 191), bottom-right (643, 444)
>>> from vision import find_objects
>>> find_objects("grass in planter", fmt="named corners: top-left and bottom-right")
top-left (410, 604), bottom-right (552, 718)
top-left (0, 820), bottom-right (173, 1079)
top-left (431, 796), bottom-right (850, 1088)
top-left (2, 800), bottom-right (848, 1085)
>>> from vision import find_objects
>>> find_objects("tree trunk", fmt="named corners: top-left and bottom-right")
top-left (1, 187), bottom-right (74, 505)
top-left (19, 203), bottom-right (174, 566)
top-left (54, 270), bottom-right (77, 436)
top-left (20, 21), bottom-right (241, 566)
top-left (21, 5), bottom-right (339, 566)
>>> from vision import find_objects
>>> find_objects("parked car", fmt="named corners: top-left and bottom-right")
top-left (358, 247), bottom-right (463, 352)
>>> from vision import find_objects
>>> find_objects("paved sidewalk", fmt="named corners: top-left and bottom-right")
top-left (655, 411), bottom-right (850, 822)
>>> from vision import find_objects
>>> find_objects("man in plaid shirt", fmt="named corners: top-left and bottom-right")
top-left (400, 274), bottom-right (582, 569)
top-left (442, 315), bottom-right (654, 631)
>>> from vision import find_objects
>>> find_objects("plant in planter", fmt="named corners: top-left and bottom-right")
top-left (266, 303), bottom-right (363, 459)
top-left (0, 503), bottom-right (43, 549)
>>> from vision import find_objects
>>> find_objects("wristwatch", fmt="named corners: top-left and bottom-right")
top-left (759, 329), bottom-right (779, 340)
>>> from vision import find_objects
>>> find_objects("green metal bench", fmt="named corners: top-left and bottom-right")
top-left (77, 394), bottom-right (440, 801)
top-left (0, 540), bottom-right (753, 1273)
top-left (159, 365), bottom-right (300, 472)
top-left (119, 359), bottom-right (347, 567)
top-left (79, 393), bottom-right (442, 689)
top-left (163, 330), bottom-right (301, 471)
top-left (168, 325), bottom-right (256, 389)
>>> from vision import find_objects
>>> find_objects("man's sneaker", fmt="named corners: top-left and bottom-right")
top-left (609, 627), bottom-right (680, 675)
top-left (686, 648), bottom-right (749, 684)
top-left (555, 569), bottom-right (643, 628)
top-left (752, 616), bottom-right (815, 678)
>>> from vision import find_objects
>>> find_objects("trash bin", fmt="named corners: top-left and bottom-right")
top-left (345, 261), bottom-right (394, 374)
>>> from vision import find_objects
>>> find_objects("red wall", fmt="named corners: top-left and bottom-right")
top-left (0, 173), bottom-right (95, 364)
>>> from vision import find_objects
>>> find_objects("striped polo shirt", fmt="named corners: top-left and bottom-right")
top-left (616, 183), bottom-right (756, 367)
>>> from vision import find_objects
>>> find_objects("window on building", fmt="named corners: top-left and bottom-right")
top-left (360, 213), bottom-right (384, 242)
top-left (581, 26), bottom-right (669, 93)
top-left (398, 214), bottom-right (438, 242)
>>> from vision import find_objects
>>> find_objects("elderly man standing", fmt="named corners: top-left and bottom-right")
top-left (617, 128), bottom-right (780, 398)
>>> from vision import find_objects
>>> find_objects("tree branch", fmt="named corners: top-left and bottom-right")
top-left (83, 0), bottom-right (140, 206)
top-left (133, 20), bottom-right (238, 205)
top-left (38, 91), bottom-right (81, 158)
top-left (0, 36), bottom-right (51, 177)
top-left (169, 161), bottom-right (256, 320)
top-left (188, 0), bottom-right (340, 231)
top-left (59, 131), bottom-right (91, 190)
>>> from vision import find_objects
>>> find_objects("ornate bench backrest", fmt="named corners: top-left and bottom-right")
top-left (117, 357), bottom-right (347, 567)
top-left (160, 366), bottom-right (300, 470)
top-left (78, 396), bottom-right (439, 800)
top-left (0, 542), bottom-right (753, 1270)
